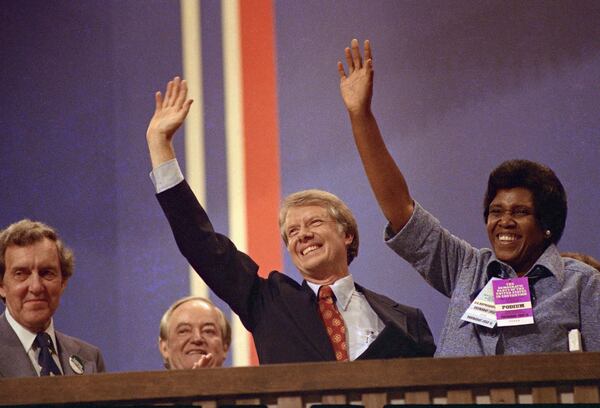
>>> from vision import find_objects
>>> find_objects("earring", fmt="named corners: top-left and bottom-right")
top-left (545, 230), bottom-right (551, 238)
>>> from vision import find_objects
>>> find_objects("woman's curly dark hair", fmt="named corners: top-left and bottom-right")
top-left (483, 159), bottom-right (567, 245)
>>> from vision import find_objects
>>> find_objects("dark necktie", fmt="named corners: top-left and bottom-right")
top-left (318, 285), bottom-right (349, 361)
top-left (35, 332), bottom-right (62, 376)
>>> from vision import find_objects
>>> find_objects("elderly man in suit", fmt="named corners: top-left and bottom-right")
top-left (145, 77), bottom-right (436, 364)
top-left (159, 296), bottom-right (231, 369)
top-left (0, 219), bottom-right (105, 377)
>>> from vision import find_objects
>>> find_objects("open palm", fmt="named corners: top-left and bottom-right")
top-left (147, 77), bottom-right (193, 142)
top-left (338, 39), bottom-right (374, 115)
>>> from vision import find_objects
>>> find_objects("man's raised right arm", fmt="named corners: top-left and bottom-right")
top-left (145, 78), bottom-right (261, 322)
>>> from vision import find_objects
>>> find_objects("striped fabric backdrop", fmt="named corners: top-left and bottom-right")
top-left (179, 0), bottom-right (282, 367)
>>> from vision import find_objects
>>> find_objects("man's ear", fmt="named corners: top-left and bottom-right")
top-left (159, 338), bottom-right (170, 362)
top-left (344, 233), bottom-right (354, 246)
top-left (60, 276), bottom-right (68, 293)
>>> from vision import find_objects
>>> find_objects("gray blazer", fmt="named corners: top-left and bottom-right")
top-left (0, 312), bottom-right (106, 377)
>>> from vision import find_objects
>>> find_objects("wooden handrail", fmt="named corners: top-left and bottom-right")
top-left (1, 352), bottom-right (599, 406)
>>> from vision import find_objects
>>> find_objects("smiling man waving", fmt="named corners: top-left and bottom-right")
top-left (145, 77), bottom-right (435, 365)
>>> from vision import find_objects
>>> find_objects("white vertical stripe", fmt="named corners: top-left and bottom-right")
top-left (180, 0), bottom-right (208, 298)
top-left (222, 0), bottom-right (250, 367)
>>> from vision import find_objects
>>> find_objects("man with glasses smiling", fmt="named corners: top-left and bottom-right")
top-left (145, 77), bottom-right (435, 365)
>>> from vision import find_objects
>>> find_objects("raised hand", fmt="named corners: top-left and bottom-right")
top-left (145, 77), bottom-right (193, 168)
top-left (338, 39), bottom-right (413, 232)
top-left (192, 353), bottom-right (217, 369)
top-left (338, 39), bottom-right (373, 116)
top-left (147, 77), bottom-right (193, 142)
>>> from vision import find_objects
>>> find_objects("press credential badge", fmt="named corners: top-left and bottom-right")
top-left (460, 278), bottom-right (499, 328)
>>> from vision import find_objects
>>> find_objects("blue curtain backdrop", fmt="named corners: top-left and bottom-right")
top-left (2, 0), bottom-right (599, 371)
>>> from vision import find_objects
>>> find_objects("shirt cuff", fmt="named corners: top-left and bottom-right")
top-left (149, 159), bottom-right (184, 193)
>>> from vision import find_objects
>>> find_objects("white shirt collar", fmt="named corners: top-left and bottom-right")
top-left (306, 274), bottom-right (356, 311)
top-left (5, 307), bottom-right (58, 353)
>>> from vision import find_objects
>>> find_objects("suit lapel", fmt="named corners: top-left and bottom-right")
top-left (56, 331), bottom-right (88, 375)
top-left (0, 313), bottom-right (37, 377)
top-left (280, 282), bottom-right (412, 361)
top-left (278, 281), bottom-right (335, 360)
top-left (359, 284), bottom-right (408, 331)
top-left (358, 284), bottom-right (435, 359)
top-left (357, 284), bottom-right (421, 359)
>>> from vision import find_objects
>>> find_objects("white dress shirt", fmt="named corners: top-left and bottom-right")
top-left (5, 308), bottom-right (64, 375)
top-left (306, 275), bottom-right (385, 360)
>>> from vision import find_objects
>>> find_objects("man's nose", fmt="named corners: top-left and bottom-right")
top-left (190, 329), bottom-right (206, 343)
top-left (297, 225), bottom-right (314, 240)
top-left (28, 272), bottom-right (44, 294)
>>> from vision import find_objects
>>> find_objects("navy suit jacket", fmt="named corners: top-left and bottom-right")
top-left (0, 313), bottom-right (105, 377)
top-left (158, 180), bottom-right (436, 364)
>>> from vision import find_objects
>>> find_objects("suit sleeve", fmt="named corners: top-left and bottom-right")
top-left (156, 180), bottom-right (261, 328)
top-left (95, 350), bottom-right (106, 373)
top-left (415, 308), bottom-right (437, 357)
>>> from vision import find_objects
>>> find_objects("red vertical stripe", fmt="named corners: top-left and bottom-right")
top-left (240, 0), bottom-right (282, 365)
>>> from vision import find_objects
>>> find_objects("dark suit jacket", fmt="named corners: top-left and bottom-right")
top-left (158, 181), bottom-right (435, 364)
top-left (0, 313), bottom-right (106, 377)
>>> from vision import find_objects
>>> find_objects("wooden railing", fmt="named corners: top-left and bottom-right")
top-left (1, 352), bottom-right (599, 406)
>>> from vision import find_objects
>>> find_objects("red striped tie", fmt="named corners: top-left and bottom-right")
top-left (318, 285), bottom-right (349, 361)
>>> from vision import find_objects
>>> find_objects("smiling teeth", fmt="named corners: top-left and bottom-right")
top-left (302, 245), bottom-right (319, 255)
top-left (498, 233), bottom-right (517, 242)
